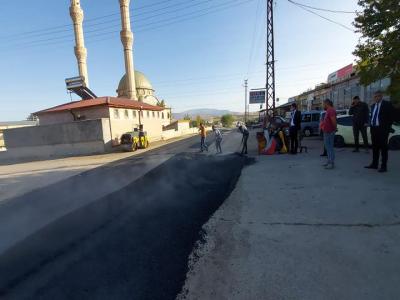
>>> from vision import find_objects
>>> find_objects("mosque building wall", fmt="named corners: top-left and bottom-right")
top-left (108, 107), bottom-right (171, 144)
top-left (38, 106), bottom-right (110, 126)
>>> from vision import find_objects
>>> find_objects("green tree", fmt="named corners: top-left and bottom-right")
top-left (221, 114), bottom-right (234, 127)
top-left (353, 0), bottom-right (400, 106)
top-left (183, 114), bottom-right (191, 121)
top-left (196, 115), bottom-right (204, 126)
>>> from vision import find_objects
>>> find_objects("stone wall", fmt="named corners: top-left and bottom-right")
top-left (1, 119), bottom-right (112, 163)
top-left (4, 119), bottom-right (106, 148)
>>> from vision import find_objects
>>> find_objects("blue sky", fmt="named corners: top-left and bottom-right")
top-left (0, 0), bottom-right (359, 121)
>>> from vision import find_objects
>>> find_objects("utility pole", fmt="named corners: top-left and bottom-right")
top-left (266, 0), bottom-right (276, 118)
top-left (244, 79), bottom-right (248, 123)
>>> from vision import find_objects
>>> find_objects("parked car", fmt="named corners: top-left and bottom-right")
top-left (301, 110), bottom-right (321, 137)
top-left (334, 115), bottom-right (400, 150)
top-left (318, 109), bottom-right (349, 137)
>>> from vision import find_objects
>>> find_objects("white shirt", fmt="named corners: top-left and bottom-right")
top-left (371, 101), bottom-right (382, 127)
top-left (214, 129), bottom-right (222, 140)
top-left (290, 110), bottom-right (297, 127)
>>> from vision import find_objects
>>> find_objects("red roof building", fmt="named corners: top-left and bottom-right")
top-left (35, 96), bottom-right (164, 115)
top-left (33, 96), bottom-right (172, 145)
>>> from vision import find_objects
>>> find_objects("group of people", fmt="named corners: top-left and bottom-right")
top-left (200, 89), bottom-right (396, 169)
top-left (199, 123), bottom-right (223, 154)
top-left (287, 90), bottom-right (395, 172)
top-left (198, 122), bottom-right (249, 155)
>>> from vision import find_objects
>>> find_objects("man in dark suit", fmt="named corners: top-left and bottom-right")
top-left (365, 91), bottom-right (395, 173)
top-left (349, 96), bottom-right (370, 152)
top-left (289, 103), bottom-right (301, 154)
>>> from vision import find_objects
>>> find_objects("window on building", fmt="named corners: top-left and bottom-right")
top-left (114, 109), bottom-right (120, 119)
top-left (157, 112), bottom-right (160, 118)
top-left (162, 112), bottom-right (165, 119)
top-left (132, 110), bottom-right (137, 118)
top-left (147, 111), bottom-right (150, 118)
top-left (167, 113), bottom-right (170, 119)
top-left (152, 111), bottom-right (155, 118)
top-left (140, 111), bottom-right (144, 117)
top-left (124, 109), bottom-right (129, 119)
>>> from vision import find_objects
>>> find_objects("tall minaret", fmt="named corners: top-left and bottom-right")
top-left (70, 0), bottom-right (89, 87)
top-left (119, 0), bottom-right (137, 100)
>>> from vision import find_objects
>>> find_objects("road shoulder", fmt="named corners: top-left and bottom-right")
top-left (180, 139), bottom-right (400, 300)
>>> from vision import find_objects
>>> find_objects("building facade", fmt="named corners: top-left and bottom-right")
top-left (35, 97), bottom-right (171, 144)
top-left (278, 64), bottom-right (392, 115)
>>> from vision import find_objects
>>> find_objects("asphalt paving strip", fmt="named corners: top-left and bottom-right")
top-left (0, 151), bottom-right (253, 299)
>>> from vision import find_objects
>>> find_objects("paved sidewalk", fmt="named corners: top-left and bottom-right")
top-left (181, 135), bottom-right (400, 300)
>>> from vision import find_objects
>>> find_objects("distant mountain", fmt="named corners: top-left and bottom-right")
top-left (173, 108), bottom-right (240, 120)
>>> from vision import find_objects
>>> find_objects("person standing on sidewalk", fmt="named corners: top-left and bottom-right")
top-left (212, 125), bottom-right (223, 154)
top-left (365, 91), bottom-right (394, 173)
top-left (349, 96), bottom-right (370, 152)
top-left (199, 123), bottom-right (209, 152)
top-left (238, 124), bottom-right (249, 155)
top-left (321, 99), bottom-right (337, 169)
top-left (289, 103), bottom-right (301, 155)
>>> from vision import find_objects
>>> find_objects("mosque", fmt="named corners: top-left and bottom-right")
top-left (1, 0), bottom-right (192, 161)
top-left (33, 0), bottom-right (173, 143)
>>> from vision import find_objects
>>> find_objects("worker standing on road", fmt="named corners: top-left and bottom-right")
top-left (321, 99), bottom-right (337, 169)
top-left (349, 96), bottom-right (370, 153)
top-left (212, 125), bottom-right (223, 154)
top-left (199, 123), bottom-right (209, 152)
top-left (238, 124), bottom-right (249, 155)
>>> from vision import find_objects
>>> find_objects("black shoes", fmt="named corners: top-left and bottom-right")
top-left (378, 167), bottom-right (387, 173)
top-left (364, 164), bottom-right (378, 169)
top-left (320, 153), bottom-right (327, 157)
top-left (365, 164), bottom-right (387, 172)
top-left (353, 149), bottom-right (360, 153)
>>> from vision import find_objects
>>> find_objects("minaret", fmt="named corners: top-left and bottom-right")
top-left (119, 0), bottom-right (138, 100)
top-left (70, 0), bottom-right (89, 87)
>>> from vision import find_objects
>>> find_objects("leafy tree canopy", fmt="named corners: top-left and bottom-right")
top-left (221, 114), bottom-right (234, 127)
top-left (353, 0), bottom-right (400, 106)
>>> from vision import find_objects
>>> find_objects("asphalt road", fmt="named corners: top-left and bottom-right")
top-left (0, 132), bottom-right (251, 299)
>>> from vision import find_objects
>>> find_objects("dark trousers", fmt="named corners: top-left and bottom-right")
top-left (215, 138), bottom-right (222, 153)
top-left (200, 136), bottom-right (208, 152)
top-left (353, 124), bottom-right (368, 150)
top-left (241, 134), bottom-right (248, 154)
top-left (289, 126), bottom-right (298, 154)
top-left (370, 127), bottom-right (389, 168)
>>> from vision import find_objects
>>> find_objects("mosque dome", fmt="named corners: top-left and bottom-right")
top-left (117, 70), bottom-right (154, 95)
top-left (117, 70), bottom-right (159, 105)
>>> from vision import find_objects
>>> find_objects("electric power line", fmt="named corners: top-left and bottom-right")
top-left (288, 0), bottom-right (354, 32)
top-left (247, 0), bottom-right (263, 76)
top-left (0, 0), bottom-right (255, 52)
top-left (287, 0), bottom-right (356, 14)
top-left (2, 0), bottom-right (203, 44)
top-left (0, 0), bottom-right (176, 40)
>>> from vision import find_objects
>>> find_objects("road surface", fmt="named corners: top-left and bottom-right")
top-left (0, 131), bottom-right (251, 300)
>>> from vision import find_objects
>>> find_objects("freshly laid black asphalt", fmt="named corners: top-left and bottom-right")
top-left (0, 135), bottom-right (250, 299)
